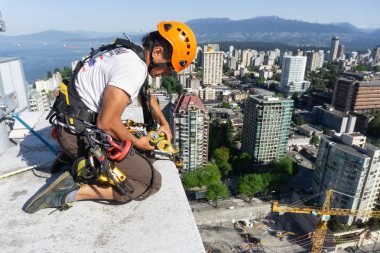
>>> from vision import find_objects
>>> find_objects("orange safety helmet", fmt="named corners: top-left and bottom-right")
top-left (157, 21), bottom-right (197, 73)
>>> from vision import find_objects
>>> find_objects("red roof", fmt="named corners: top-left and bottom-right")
top-left (173, 94), bottom-right (207, 113)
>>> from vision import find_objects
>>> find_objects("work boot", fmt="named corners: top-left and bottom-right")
top-left (24, 171), bottom-right (79, 214)
top-left (50, 152), bottom-right (74, 173)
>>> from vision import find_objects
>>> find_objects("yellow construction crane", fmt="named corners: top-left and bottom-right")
top-left (272, 189), bottom-right (380, 253)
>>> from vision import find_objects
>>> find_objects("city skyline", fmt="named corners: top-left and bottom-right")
top-left (1, 0), bottom-right (380, 36)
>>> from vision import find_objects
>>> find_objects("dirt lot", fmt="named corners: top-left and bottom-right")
top-left (199, 213), bottom-right (312, 253)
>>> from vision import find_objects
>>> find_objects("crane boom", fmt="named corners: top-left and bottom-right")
top-left (272, 189), bottom-right (380, 253)
top-left (273, 201), bottom-right (380, 218)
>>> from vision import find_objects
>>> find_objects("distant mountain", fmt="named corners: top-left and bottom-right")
top-left (0, 30), bottom-right (139, 43)
top-left (1, 16), bottom-right (379, 49)
top-left (186, 16), bottom-right (380, 49)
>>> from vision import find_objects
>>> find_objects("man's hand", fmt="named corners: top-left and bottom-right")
top-left (134, 135), bottom-right (155, 151)
top-left (157, 124), bottom-right (172, 143)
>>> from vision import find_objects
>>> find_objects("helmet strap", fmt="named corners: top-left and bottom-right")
top-left (147, 41), bottom-right (173, 71)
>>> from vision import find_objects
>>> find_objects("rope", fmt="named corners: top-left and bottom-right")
top-left (0, 162), bottom-right (51, 180)
top-left (289, 191), bottom-right (325, 206)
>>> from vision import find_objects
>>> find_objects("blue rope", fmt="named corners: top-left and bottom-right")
top-left (13, 114), bottom-right (58, 155)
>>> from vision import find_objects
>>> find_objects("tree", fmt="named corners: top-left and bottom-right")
top-left (205, 182), bottom-right (229, 208)
top-left (54, 66), bottom-right (72, 81)
top-left (247, 65), bottom-right (255, 72)
top-left (291, 93), bottom-right (299, 105)
top-left (162, 75), bottom-right (177, 94)
top-left (272, 157), bottom-right (293, 175)
top-left (222, 101), bottom-right (230, 108)
top-left (213, 147), bottom-right (232, 177)
top-left (181, 170), bottom-right (199, 190)
top-left (242, 73), bottom-right (250, 83)
top-left (295, 116), bottom-right (305, 126)
top-left (175, 83), bottom-right (184, 95)
top-left (197, 164), bottom-right (221, 186)
top-left (372, 65), bottom-right (380, 72)
top-left (352, 64), bottom-right (369, 72)
top-left (311, 135), bottom-right (320, 146)
top-left (274, 92), bottom-right (284, 98)
top-left (368, 116), bottom-right (380, 138)
top-left (258, 76), bottom-right (265, 83)
top-left (208, 120), bottom-right (235, 155)
top-left (232, 152), bottom-right (252, 175)
top-left (47, 71), bottom-right (52, 78)
top-left (237, 174), bottom-right (265, 204)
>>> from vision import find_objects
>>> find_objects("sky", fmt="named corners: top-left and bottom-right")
top-left (1, 0), bottom-right (380, 36)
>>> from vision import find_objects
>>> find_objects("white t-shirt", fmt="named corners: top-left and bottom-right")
top-left (75, 47), bottom-right (147, 112)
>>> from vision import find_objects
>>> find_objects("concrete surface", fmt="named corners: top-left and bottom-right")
top-left (0, 113), bottom-right (205, 253)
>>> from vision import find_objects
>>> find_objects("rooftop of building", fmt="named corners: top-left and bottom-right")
top-left (249, 94), bottom-right (293, 104)
top-left (0, 56), bottom-right (20, 63)
top-left (313, 105), bottom-right (351, 118)
top-left (339, 73), bottom-right (380, 87)
top-left (323, 134), bottom-right (377, 159)
top-left (173, 94), bottom-right (207, 113)
top-left (299, 123), bottom-right (323, 132)
top-left (208, 107), bottom-right (235, 115)
top-left (0, 110), bottom-right (205, 253)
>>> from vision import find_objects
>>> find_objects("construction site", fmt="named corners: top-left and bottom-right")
top-left (200, 213), bottom-right (311, 253)
top-left (196, 189), bottom-right (380, 253)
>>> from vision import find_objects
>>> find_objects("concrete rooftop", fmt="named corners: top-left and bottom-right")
top-left (0, 111), bottom-right (205, 253)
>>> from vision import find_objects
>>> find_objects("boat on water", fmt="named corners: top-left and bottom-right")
top-left (63, 44), bottom-right (80, 48)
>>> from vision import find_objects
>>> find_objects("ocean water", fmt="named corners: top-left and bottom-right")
top-left (0, 41), bottom-right (107, 83)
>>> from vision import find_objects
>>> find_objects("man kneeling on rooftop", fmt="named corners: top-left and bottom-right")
top-left (24, 21), bottom-right (197, 213)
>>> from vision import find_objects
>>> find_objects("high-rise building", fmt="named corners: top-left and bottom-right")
top-left (306, 51), bottom-right (324, 71)
top-left (280, 56), bottom-right (310, 95)
top-left (241, 95), bottom-right (293, 167)
top-left (148, 75), bottom-right (162, 89)
top-left (242, 49), bottom-right (254, 67)
top-left (202, 44), bottom-right (223, 86)
top-left (28, 89), bottom-right (49, 112)
top-left (229, 45), bottom-right (234, 57)
top-left (316, 50), bottom-right (324, 68)
top-left (312, 133), bottom-right (380, 225)
top-left (372, 46), bottom-right (380, 64)
top-left (0, 57), bottom-right (29, 112)
top-left (35, 72), bottom-right (62, 92)
top-left (332, 75), bottom-right (380, 113)
top-left (306, 51), bottom-right (318, 71)
top-left (0, 11), bottom-right (5, 32)
top-left (171, 94), bottom-right (209, 171)
top-left (312, 105), bottom-right (356, 134)
top-left (337, 44), bottom-right (345, 60)
top-left (329, 36), bottom-right (340, 63)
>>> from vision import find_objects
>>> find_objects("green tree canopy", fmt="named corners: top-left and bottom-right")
top-left (233, 152), bottom-right (252, 174)
top-left (213, 147), bottom-right (233, 177)
top-left (237, 173), bottom-right (265, 204)
top-left (272, 157), bottom-right (293, 175)
top-left (368, 116), bottom-right (380, 138)
top-left (205, 182), bottom-right (229, 208)
top-left (181, 170), bottom-right (199, 190)
top-left (222, 101), bottom-right (230, 108)
top-left (242, 73), bottom-right (250, 83)
top-left (372, 65), bottom-right (380, 72)
top-left (352, 64), bottom-right (369, 72)
top-left (209, 120), bottom-right (235, 155)
top-left (197, 164), bottom-right (221, 186)
top-left (162, 75), bottom-right (177, 94)
top-left (311, 135), bottom-right (320, 146)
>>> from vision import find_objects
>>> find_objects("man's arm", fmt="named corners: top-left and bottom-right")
top-left (97, 85), bottom-right (154, 151)
top-left (150, 95), bottom-right (172, 142)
